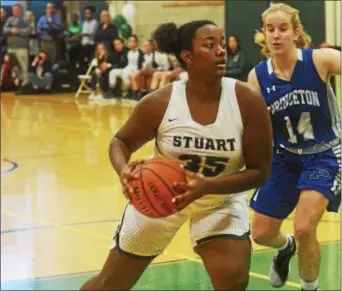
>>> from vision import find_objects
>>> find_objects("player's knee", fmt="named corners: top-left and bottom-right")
top-left (223, 267), bottom-right (249, 290)
top-left (252, 214), bottom-right (281, 246)
top-left (232, 271), bottom-right (249, 290)
top-left (294, 221), bottom-right (316, 242)
top-left (211, 259), bottom-right (249, 290)
top-left (252, 226), bottom-right (276, 246)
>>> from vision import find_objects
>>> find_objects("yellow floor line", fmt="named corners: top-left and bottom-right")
top-left (1, 209), bottom-right (335, 289)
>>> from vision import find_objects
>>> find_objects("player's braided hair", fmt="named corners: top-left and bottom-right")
top-left (152, 20), bottom-right (216, 69)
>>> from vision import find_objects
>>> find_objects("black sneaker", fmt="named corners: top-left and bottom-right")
top-left (269, 234), bottom-right (296, 287)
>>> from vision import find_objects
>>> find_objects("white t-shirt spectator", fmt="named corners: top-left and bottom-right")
top-left (154, 51), bottom-right (170, 71)
top-left (81, 19), bottom-right (98, 46)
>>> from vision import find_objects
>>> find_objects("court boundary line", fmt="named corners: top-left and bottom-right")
top-left (2, 209), bottom-right (340, 289)
top-left (1, 218), bottom-right (121, 234)
top-left (1, 158), bottom-right (19, 175)
top-left (3, 244), bottom-right (340, 290)
top-left (2, 241), bottom-right (340, 284)
top-left (1, 259), bottom-right (192, 283)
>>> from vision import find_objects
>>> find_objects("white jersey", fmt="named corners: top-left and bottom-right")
top-left (154, 77), bottom-right (246, 207)
top-left (111, 79), bottom-right (250, 257)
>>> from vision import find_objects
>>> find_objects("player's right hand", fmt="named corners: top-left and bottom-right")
top-left (119, 160), bottom-right (145, 199)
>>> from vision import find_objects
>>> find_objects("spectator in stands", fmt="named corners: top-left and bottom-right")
top-left (156, 53), bottom-right (187, 89)
top-left (94, 10), bottom-right (118, 49)
top-left (141, 39), bottom-right (156, 66)
top-left (122, 34), bottom-right (144, 100)
top-left (67, 13), bottom-right (82, 37)
top-left (36, 2), bottom-right (63, 62)
top-left (25, 11), bottom-right (39, 64)
top-left (224, 35), bottom-right (247, 81)
top-left (79, 6), bottom-right (98, 73)
top-left (132, 39), bottom-right (158, 98)
top-left (3, 4), bottom-right (30, 86)
top-left (1, 8), bottom-right (8, 65)
top-left (89, 42), bottom-right (109, 100)
top-left (88, 39), bottom-right (128, 100)
top-left (109, 38), bottom-right (129, 65)
top-left (0, 52), bottom-right (22, 91)
top-left (28, 51), bottom-right (53, 93)
top-left (106, 37), bottom-right (129, 97)
top-left (149, 45), bottom-right (171, 91)
top-left (95, 60), bottom-right (115, 99)
top-left (67, 13), bottom-right (82, 72)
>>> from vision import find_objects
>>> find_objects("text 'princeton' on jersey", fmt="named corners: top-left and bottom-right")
top-left (255, 49), bottom-right (340, 149)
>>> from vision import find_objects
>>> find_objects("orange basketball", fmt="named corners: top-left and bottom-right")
top-left (128, 157), bottom-right (186, 218)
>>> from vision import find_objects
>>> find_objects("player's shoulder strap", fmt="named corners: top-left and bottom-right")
top-left (254, 59), bottom-right (270, 89)
top-left (299, 48), bottom-right (314, 61)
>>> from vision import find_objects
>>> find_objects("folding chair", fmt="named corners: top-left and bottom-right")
top-left (74, 58), bottom-right (98, 98)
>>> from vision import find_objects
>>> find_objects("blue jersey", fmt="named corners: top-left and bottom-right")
top-left (255, 48), bottom-right (340, 149)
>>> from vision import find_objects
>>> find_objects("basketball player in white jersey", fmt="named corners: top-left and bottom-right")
top-left (81, 20), bottom-right (272, 291)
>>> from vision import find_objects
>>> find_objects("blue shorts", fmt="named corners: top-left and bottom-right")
top-left (250, 144), bottom-right (341, 220)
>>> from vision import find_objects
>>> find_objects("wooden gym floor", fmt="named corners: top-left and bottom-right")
top-left (1, 92), bottom-right (340, 290)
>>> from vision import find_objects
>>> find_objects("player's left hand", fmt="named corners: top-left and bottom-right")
top-left (172, 170), bottom-right (209, 211)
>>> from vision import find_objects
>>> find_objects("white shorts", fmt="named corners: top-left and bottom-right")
top-left (122, 66), bottom-right (138, 82)
top-left (110, 193), bottom-right (250, 258)
top-left (109, 69), bottom-right (123, 87)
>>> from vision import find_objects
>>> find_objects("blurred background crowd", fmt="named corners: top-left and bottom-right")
top-left (0, 1), bottom-right (340, 102)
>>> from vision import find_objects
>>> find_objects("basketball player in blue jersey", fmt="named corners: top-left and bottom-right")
top-left (80, 20), bottom-right (273, 290)
top-left (248, 4), bottom-right (341, 291)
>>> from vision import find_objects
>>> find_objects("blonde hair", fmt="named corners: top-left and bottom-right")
top-left (100, 10), bottom-right (111, 23)
top-left (255, 3), bottom-right (312, 58)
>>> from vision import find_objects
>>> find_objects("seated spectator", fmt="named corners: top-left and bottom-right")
top-left (149, 47), bottom-right (171, 91)
top-left (94, 10), bottom-right (118, 49)
top-left (28, 51), bottom-right (53, 92)
top-left (96, 60), bottom-right (116, 99)
top-left (25, 10), bottom-right (39, 64)
top-left (224, 35), bottom-right (247, 81)
top-left (122, 34), bottom-right (144, 100)
top-left (90, 38), bottom-right (129, 100)
top-left (156, 53), bottom-right (187, 89)
top-left (132, 39), bottom-right (158, 98)
top-left (106, 37), bottom-right (128, 97)
top-left (89, 42), bottom-right (109, 100)
top-left (0, 52), bottom-right (22, 91)
top-left (109, 38), bottom-right (129, 67)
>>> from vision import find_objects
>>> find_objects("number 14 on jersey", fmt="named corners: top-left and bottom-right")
top-left (285, 112), bottom-right (315, 144)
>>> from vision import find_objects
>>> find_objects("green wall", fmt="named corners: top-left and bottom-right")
top-left (224, 0), bottom-right (326, 67)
